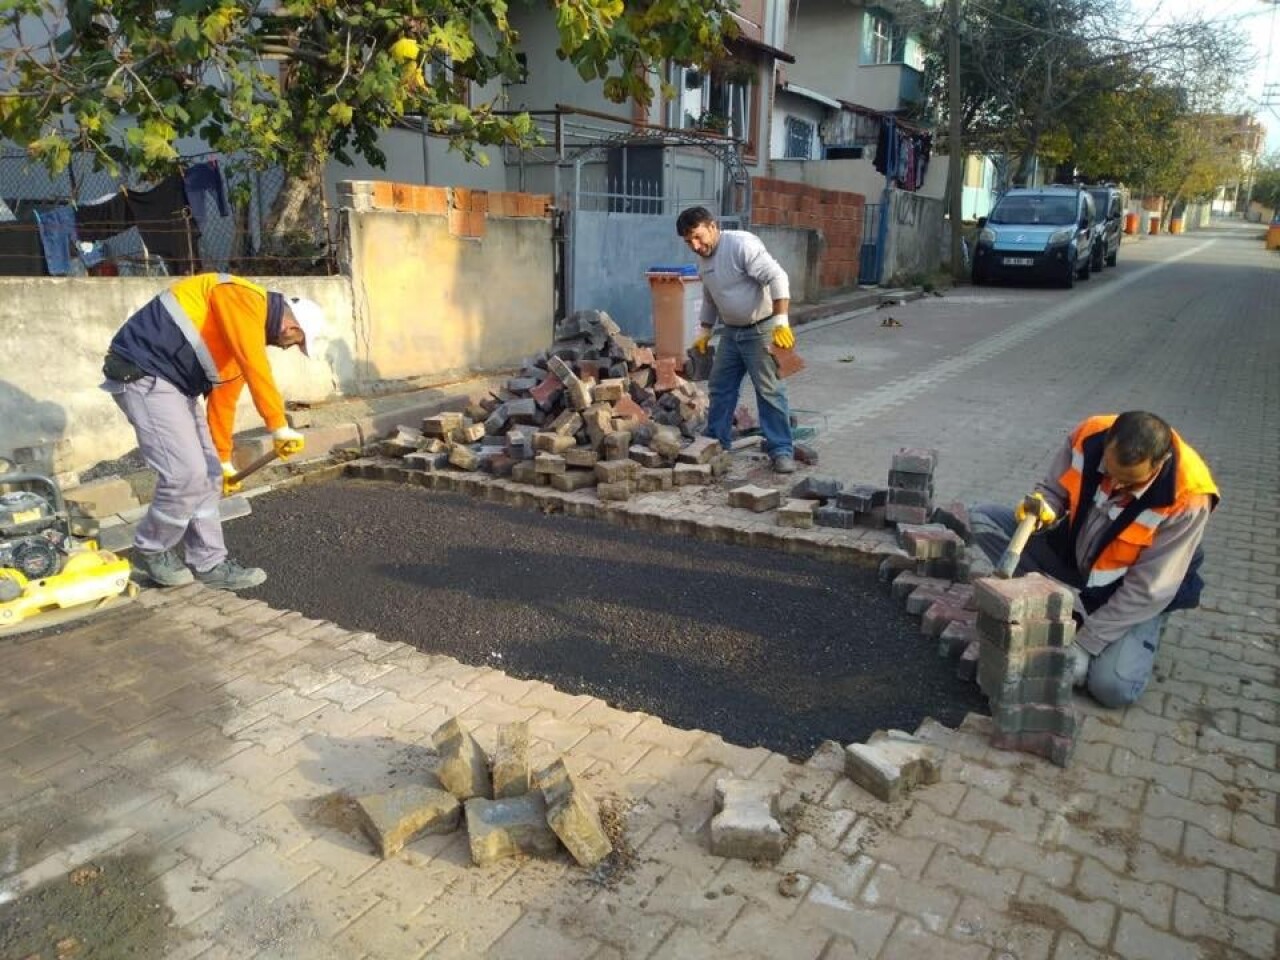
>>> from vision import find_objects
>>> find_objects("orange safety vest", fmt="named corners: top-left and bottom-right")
top-left (1046, 415), bottom-right (1218, 607)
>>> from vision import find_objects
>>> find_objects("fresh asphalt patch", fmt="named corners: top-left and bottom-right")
top-left (228, 480), bottom-right (988, 758)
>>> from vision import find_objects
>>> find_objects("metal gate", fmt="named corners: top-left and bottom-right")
top-left (859, 202), bottom-right (883, 285)
top-left (562, 131), bottom-right (750, 341)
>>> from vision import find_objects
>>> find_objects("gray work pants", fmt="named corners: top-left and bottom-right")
top-left (102, 375), bottom-right (227, 571)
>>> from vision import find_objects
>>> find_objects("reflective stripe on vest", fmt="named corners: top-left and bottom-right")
top-left (1059, 415), bottom-right (1218, 591)
top-left (159, 290), bottom-right (221, 385)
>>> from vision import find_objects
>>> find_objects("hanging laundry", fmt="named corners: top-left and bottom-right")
top-left (33, 205), bottom-right (78, 276)
top-left (182, 160), bottom-right (230, 231)
top-left (126, 173), bottom-right (199, 269)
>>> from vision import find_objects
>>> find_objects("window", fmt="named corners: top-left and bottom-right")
top-left (670, 63), bottom-right (757, 155)
top-left (863, 11), bottom-right (911, 66)
top-left (868, 14), bottom-right (894, 64)
top-left (426, 54), bottom-right (470, 107)
top-left (785, 117), bottom-right (815, 159)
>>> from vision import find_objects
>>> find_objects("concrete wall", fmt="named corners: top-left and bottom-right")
top-left (881, 190), bottom-right (944, 284)
top-left (0, 275), bottom-right (353, 470)
top-left (339, 181), bottom-right (554, 383)
top-left (753, 224), bottom-right (821, 304)
top-left (570, 211), bottom-right (694, 341)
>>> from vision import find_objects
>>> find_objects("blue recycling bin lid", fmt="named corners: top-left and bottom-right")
top-left (646, 264), bottom-right (699, 277)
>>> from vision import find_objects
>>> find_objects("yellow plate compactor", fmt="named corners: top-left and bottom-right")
top-left (0, 472), bottom-right (135, 635)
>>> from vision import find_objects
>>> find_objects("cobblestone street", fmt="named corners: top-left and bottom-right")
top-left (1, 222), bottom-right (1276, 959)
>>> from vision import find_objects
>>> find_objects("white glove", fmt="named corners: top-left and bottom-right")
top-left (272, 425), bottom-right (305, 458)
top-left (1069, 642), bottom-right (1090, 688)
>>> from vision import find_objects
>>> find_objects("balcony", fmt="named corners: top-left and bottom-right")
top-left (855, 63), bottom-right (924, 113)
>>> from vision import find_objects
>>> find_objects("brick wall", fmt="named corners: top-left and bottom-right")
top-left (751, 178), bottom-right (866, 291)
top-left (351, 182), bottom-right (553, 239)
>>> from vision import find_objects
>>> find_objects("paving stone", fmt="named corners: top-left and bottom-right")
top-left (891, 572), bottom-right (951, 600)
top-left (921, 601), bottom-right (976, 638)
top-left (550, 470), bottom-right (596, 492)
top-left (976, 610), bottom-right (1076, 652)
top-left (890, 447), bottom-right (938, 475)
top-left (595, 459), bottom-right (638, 484)
top-left (885, 503), bottom-right (930, 525)
top-left (355, 783), bottom-right (460, 858)
top-left (974, 573), bottom-right (1074, 622)
top-left (432, 717), bottom-right (492, 800)
top-left (597, 480), bottom-right (633, 501)
top-left (447, 445), bottom-right (478, 471)
top-left (788, 476), bottom-right (845, 501)
top-left (709, 779), bottom-right (785, 861)
top-left (956, 639), bottom-right (980, 682)
top-left (492, 722), bottom-right (531, 799)
top-left (905, 585), bottom-right (950, 616)
top-left (931, 501), bottom-right (972, 544)
top-left (728, 485), bottom-right (782, 513)
top-left (422, 412), bottom-right (464, 437)
top-left (562, 446), bottom-right (598, 468)
top-left (837, 485), bottom-right (888, 512)
top-left (629, 445), bottom-right (664, 468)
top-left (899, 524), bottom-right (965, 560)
top-left (451, 422), bottom-right (485, 444)
top-left (538, 757), bottom-right (612, 866)
top-left (673, 463), bottom-right (713, 486)
top-left (636, 468), bottom-right (674, 493)
top-left (937, 619), bottom-right (977, 659)
top-left (534, 431), bottom-right (576, 454)
top-left (601, 431), bottom-right (632, 461)
top-left (533, 453), bottom-right (566, 475)
top-left (63, 476), bottom-right (139, 518)
top-left (814, 505), bottom-right (857, 529)
top-left (777, 498), bottom-right (818, 529)
top-left (464, 792), bottom-right (559, 866)
top-left (844, 729), bottom-right (943, 802)
top-left (677, 437), bottom-right (722, 464)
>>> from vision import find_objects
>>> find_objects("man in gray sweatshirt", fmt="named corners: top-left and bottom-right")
top-left (676, 206), bottom-right (796, 473)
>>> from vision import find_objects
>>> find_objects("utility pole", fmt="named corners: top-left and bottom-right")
top-left (946, 0), bottom-right (964, 280)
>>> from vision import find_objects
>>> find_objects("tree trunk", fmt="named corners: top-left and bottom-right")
top-left (259, 156), bottom-right (329, 274)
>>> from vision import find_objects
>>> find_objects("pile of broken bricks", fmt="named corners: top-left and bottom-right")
top-left (370, 309), bottom-right (739, 501)
top-left (353, 717), bottom-right (614, 868)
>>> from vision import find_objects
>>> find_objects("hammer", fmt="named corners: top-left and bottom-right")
top-left (995, 493), bottom-right (1056, 579)
top-left (227, 449), bottom-right (281, 486)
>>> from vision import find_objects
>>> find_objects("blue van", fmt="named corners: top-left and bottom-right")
top-left (972, 186), bottom-right (1096, 288)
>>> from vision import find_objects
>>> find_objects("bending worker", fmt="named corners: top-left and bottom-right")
top-left (101, 273), bottom-right (324, 591)
top-left (677, 206), bottom-right (797, 474)
top-left (972, 412), bottom-right (1219, 707)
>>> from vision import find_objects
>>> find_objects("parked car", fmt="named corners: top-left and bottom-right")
top-left (1087, 185), bottom-right (1124, 270)
top-left (971, 186), bottom-right (1096, 288)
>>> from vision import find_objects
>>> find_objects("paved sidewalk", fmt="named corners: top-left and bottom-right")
top-left (1, 223), bottom-right (1276, 959)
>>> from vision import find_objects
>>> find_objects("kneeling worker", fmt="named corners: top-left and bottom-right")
top-left (971, 412), bottom-right (1219, 707)
top-left (102, 273), bottom-right (324, 590)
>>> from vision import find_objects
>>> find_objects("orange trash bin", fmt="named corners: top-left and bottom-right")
top-left (1170, 217), bottom-right (1184, 235)
top-left (1124, 212), bottom-right (1140, 235)
top-left (646, 266), bottom-right (703, 361)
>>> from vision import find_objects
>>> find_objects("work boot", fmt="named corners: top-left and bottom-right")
top-left (131, 549), bottom-right (194, 587)
top-left (194, 557), bottom-right (267, 591)
top-left (772, 454), bottom-right (797, 475)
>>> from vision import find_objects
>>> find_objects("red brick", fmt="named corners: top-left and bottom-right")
top-left (470, 190), bottom-right (489, 214)
top-left (372, 181), bottom-right (395, 210)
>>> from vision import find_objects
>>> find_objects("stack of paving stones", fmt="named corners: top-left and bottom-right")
top-left (353, 717), bottom-right (613, 867)
top-left (972, 573), bottom-right (1080, 767)
top-left (776, 475), bottom-right (890, 530)
top-left (884, 447), bottom-right (937, 525)
top-left (378, 310), bottom-right (736, 502)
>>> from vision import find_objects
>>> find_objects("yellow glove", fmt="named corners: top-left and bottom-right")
top-left (1014, 492), bottom-right (1057, 531)
top-left (771, 315), bottom-right (794, 349)
top-left (221, 461), bottom-right (242, 497)
top-left (272, 426), bottom-right (305, 459)
top-left (692, 329), bottom-right (713, 354)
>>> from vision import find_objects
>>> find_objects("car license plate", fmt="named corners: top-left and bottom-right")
top-left (1003, 257), bottom-right (1034, 267)
top-left (11, 508), bottom-right (40, 525)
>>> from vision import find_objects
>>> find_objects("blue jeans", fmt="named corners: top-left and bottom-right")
top-left (971, 503), bottom-right (1166, 708)
top-left (705, 322), bottom-right (793, 458)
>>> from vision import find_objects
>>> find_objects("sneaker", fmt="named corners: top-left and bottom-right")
top-left (131, 549), bottom-right (194, 587)
top-left (772, 454), bottom-right (797, 475)
top-left (194, 558), bottom-right (267, 591)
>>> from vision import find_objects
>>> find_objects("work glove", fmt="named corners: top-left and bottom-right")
top-left (1014, 492), bottom-right (1057, 531)
top-left (272, 426), bottom-right (305, 459)
top-left (221, 461), bottom-right (242, 497)
top-left (771, 314), bottom-right (795, 350)
top-left (1068, 641), bottom-right (1091, 688)
top-left (692, 328), bottom-right (713, 354)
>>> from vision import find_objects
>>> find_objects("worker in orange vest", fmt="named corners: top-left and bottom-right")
top-left (972, 412), bottom-right (1219, 706)
top-left (102, 273), bottom-right (324, 591)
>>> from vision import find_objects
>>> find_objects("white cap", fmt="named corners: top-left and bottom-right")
top-left (284, 296), bottom-right (324, 357)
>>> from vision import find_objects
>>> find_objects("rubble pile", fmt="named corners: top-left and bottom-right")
top-left (354, 718), bottom-right (615, 867)
top-left (377, 309), bottom-right (735, 501)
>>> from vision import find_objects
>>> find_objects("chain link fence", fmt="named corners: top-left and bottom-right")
top-left (0, 151), bottom-right (338, 277)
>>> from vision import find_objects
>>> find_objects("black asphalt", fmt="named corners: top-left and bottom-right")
top-left (228, 480), bottom-right (988, 758)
